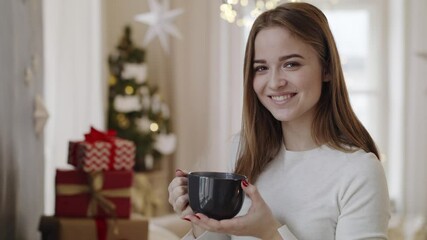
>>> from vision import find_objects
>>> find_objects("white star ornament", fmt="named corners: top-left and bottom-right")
top-left (134, 0), bottom-right (184, 53)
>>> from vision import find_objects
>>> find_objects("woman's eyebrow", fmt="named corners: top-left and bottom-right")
top-left (253, 54), bottom-right (304, 64)
top-left (279, 54), bottom-right (304, 61)
top-left (253, 59), bottom-right (266, 64)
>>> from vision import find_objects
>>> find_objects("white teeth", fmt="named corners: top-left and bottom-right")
top-left (271, 94), bottom-right (292, 101)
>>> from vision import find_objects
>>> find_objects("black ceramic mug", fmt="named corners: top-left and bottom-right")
top-left (188, 171), bottom-right (247, 220)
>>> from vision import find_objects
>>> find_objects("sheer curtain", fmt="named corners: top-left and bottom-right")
top-left (169, 0), bottom-right (245, 172)
top-left (1, 0), bottom-right (45, 239)
top-left (43, 0), bottom-right (104, 214)
top-left (404, 0), bottom-right (427, 218)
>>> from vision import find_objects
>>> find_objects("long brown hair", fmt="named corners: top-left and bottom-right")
top-left (234, 2), bottom-right (380, 182)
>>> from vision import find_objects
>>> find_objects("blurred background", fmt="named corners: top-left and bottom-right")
top-left (0, 0), bottom-right (426, 239)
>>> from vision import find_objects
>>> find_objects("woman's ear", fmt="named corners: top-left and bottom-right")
top-left (322, 70), bottom-right (331, 82)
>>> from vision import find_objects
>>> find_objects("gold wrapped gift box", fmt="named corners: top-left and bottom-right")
top-left (38, 216), bottom-right (148, 240)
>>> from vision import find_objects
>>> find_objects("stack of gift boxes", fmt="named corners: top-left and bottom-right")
top-left (39, 127), bottom-right (148, 240)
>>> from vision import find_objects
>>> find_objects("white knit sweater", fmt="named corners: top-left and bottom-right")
top-left (183, 143), bottom-right (390, 240)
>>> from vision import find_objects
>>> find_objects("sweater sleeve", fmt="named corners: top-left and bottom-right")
top-left (277, 225), bottom-right (298, 240)
top-left (336, 153), bottom-right (390, 239)
top-left (182, 227), bottom-right (296, 240)
top-left (181, 230), bottom-right (230, 240)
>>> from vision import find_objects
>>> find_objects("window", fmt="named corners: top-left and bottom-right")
top-left (323, 4), bottom-right (387, 156)
top-left (321, 1), bottom-right (390, 160)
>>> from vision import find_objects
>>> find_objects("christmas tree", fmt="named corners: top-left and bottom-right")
top-left (107, 26), bottom-right (176, 171)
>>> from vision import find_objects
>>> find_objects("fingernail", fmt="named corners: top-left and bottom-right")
top-left (242, 179), bottom-right (249, 187)
top-left (175, 169), bottom-right (182, 173)
top-left (182, 217), bottom-right (191, 222)
top-left (194, 214), bottom-right (201, 220)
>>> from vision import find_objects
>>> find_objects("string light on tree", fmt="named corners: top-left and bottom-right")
top-left (150, 123), bottom-right (159, 132)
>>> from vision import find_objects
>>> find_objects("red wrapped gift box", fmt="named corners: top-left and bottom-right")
top-left (68, 127), bottom-right (135, 172)
top-left (55, 169), bottom-right (133, 218)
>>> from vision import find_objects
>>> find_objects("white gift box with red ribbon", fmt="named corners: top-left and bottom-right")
top-left (68, 127), bottom-right (136, 172)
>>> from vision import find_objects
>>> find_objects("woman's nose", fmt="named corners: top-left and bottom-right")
top-left (268, 69), bottom-right (287, 89)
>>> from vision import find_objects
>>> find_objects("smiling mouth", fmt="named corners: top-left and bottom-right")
top-left (270, 93), bottom-right (296, 102)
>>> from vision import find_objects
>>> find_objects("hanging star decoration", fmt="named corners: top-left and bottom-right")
top-left (134, 0), bottom-right (184, 53)
top-left (33, 94), bottom-right (49, 136)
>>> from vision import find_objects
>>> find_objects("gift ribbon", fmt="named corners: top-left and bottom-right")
top-left (133, 174), bottom-right (161, 217)
top-left (95, 218), bottom-right (108, 240)
top-left (57, 172), bottom-right (124, 240)
top-left (84, 127), bottom-right (117, 170)
top-left (56, 172), bottom-right (130, 217)
top-left (94, 217), bottom-right (120, 240)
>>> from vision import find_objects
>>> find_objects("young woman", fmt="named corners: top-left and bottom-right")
top-left (168, 2), bottom-right (390, 239)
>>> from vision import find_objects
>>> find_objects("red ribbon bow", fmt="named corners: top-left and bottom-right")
top-left (84, 127), bottom-right (118, 170)
top-left (84, 127), bottom-right (116, 143)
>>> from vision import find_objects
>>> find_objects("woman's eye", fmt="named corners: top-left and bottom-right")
top-left (283, 62), bottom-right (300, 69)
top-left (254, 66), bottom-right (267, 72)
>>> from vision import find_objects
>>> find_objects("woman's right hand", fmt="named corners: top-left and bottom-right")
top-left (168, 169), bottom-right (194, 218)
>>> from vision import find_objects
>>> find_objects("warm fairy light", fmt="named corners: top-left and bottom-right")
top-left (220, 0), bottom-right (280, 27)
top-left (256, 0), bottom-right (265, 9)
top-left (125, 85), bottom-right (134, 95)
top-left (117, 114), bottom-right (130, 129)
top-left (109, 75), bottom-right (117, 86)
top-left (220, 3), bottom-right (237, 23)
top-left (220, 0), bottom-right (339, 27)
top-left (265, 0), bottom-right (275, 9)
top-left (150, 122), bottom-right (159, 132)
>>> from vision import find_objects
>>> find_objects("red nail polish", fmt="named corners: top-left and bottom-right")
top-left (242, 179), bottom-right (249, 187)
top-left (194, 214), bottom-right (201, 220)
top-left (183, 217), bottom-right (191, 222)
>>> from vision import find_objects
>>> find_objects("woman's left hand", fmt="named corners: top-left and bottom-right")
top-left (184, 180), bottom-right (283, 239)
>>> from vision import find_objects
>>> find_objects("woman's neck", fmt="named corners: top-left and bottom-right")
top-left (282, 120), bottom-right (319, 151)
